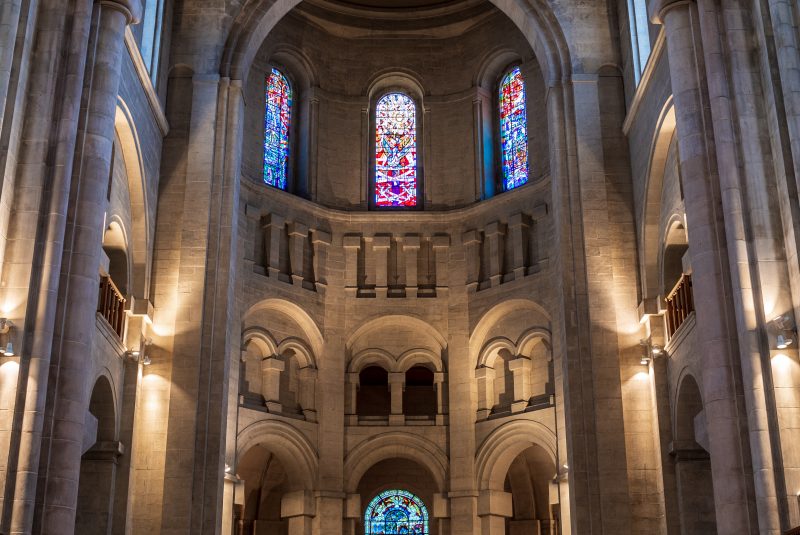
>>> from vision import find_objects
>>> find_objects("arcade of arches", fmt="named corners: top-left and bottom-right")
top-left (1, 0), bottom-right (800, 534)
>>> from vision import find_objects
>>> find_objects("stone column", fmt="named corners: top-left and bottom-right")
top-left (263, 214), bottom-right (285, 278)
top-left (434, 372), bottom-right (446, 425)
top-left (372, 235), bottom-right (391, 298)
top-left (433, 493), bottom-right (451, 535)
top-left (281, 490), bottom-right (315, 535)
top-left (343, 235), bottom-right (361, 296)
top-left (39, 0), bottom-right (141, 531)
top-left (475, 367), bottom-right (495, 420)
top-left (484, 222), bottom-right (504, 287)
top-left (432, 235), bottom-right (450, 292)
top-left (298, 367), bottom-right (317, 422)
top-left (403, 234), bottom-right (420, 297)
top-left (505, 213), bottom-right (529, 281)
top-left (345, 372), bottom-right (359, 425)
top-left (388, 372), bottom-right (405, 425)
top-left (261, 357), bottom-right (284, 412)
top-left (311, 229), bottom-right (331, 293)
top-left (478, 490), bottom-right (513, 535)
top-left (344, 493), bottom-right (361, 535)
top-left (655, 0), bottom-right (759, 531)
top-left (288, 222), bottom-right (308, 286)
top-left (462, 230), bottom-right (481, 292)
top-left (508, 357), bottom-right (531, 413)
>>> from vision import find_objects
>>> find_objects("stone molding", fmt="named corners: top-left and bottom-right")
top-left (98, 0), bottom-right (144, 24)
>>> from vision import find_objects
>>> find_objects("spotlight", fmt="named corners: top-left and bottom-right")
top-left (0, 318), bottom-right (14, 334)
top-left (125, 350), bottom-right (141, 361)
top-left (2, 342), bottom-right (13, 357)
top-left (651, 344), bottom-right (664, 356)
top-left (640, 356), bottom-right (651, 366)
top-left (142, 355), bottom-right (151, 366)
top-left (776, 334), bottom-right (793, 350)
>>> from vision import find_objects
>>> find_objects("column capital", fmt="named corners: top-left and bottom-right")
top-left (98, 0), bottom-right (143, 24)
top-left (648, 0), bottom-right (692, 25)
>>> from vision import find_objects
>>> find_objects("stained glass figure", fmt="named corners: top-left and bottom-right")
top-left (263, 68), bottom-right (292, 190)
top-left (365, 489), bottom-right (429, 534)
top-left (499, 66), bottom-right (529, 190)
top-left (375, 93), bottom-right (417, 207)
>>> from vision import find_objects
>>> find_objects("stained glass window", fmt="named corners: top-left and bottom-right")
top-left (263, 68), bottom-right (292, 190)
top-left (375, 93), bottom-right (417, 207)
top-left (365, 489), bottom-right (429, 535)
top-left (499, 66), bottom-right (528, 191)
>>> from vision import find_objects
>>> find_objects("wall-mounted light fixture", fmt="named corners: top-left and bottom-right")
top-left (0, 319), bottom-right (15, 356)
top-left (125, 338), bottom-right (153, 366)
top-left (0, 318), bottom-right (14, 334)
top-left (770, 315), bottom-right (796, 350)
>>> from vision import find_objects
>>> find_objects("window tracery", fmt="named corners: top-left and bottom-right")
top-left (499, 66), bottom-right (528, 191)
top-left (375, 93), bottom-right (418, 207)
top-left (364, 489), bottom-right (429, 534)
top-left (264, 68), bottom-right (293, 190)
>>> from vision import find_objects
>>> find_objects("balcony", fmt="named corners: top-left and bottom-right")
top-left (665, 273), bottom-right (694, 338)
top-left (98, 276), bottom-right (126, 339)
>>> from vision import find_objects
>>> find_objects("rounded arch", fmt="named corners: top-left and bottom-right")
top-left (365, 70), bottom-right (427, 102)
top-left (640, 98), bottom-right (677, 299)
top-left (397, 348), bottom-right (443, 373)
top-left (87, 373), bottom-right (118, 443)
top-left (242, 326), bottom-right (279, 356)
top-left (344, 432), bottom-right (449, 493)
top-left (265, 44), bottom-right (319, 91)
top-left (475, 419), bottom-right (557, 491)
top-left (470, 299), bottom-right (550, 352)
top-left (673, 370), bottom-right (704, 445)
top-left (516, 327), bottom-right (551, 356)
top-left (660, 214), bottom-right (688, 295)
top-left (102, 217), bottom-right (131, 295)
top-left (236, 419), bottom-right (318, 490)
top-left (349, 348), bottom-right (397, 373)
top-left (277, 337), bottom-right (316, 369)
top-left (475, 47), bottom-right (525, 89)
top-left (476, 336), bottom-right (516, 369)
top-left (220, 0), bottom-right (570, 88)
top-left (114, 99), bottom-right (152, 300)
top-left (346, 315), bottom-right (447, 352)
top-left (243, 298), bottom-right (324, 358)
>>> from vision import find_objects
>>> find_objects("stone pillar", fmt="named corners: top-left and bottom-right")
top-left (462, 230), bottom-right (481, 291)
top-left (509, 357), bottom-right (532, 413)
top-left (475, 367), bottom-right (495, 420)
top-left (261, 357), bottom-right (284, 412)
top-left (263, 214), bottom-right (285, 278)
top-left (281, 491), bottom-right (315, 535)
top-left (433, 493), bottom-right (451, 535)
top-left (432, 235), bottom-right (450, 292)
top-left (75, 441), bottom-right (124, 535)
top-left (505, 213), bottom-right (529, 281)
top-left (388, 372), bottom-right (405, 425)
top-left (311, 229), bottom-right (331, 293)
top-left (484, 222), bottom-right (505, 287)
top-left (345, 372), bottom-right (359, 425)
top-left (656, 0), bottom-right (759, 531)
top-left (344, 493), bottom-right (361, 535)
top-left (288, 222), bottom-right (308, 286)
top-left (403, 234), bottom-right (420, 297)
top-left (372, 235), bottom-right (391, 298)
top-left (39, 0), bottom-right (141, 531)
top-left (343, 235), bottom-right (361, 296)
top-left (434, 371), bottom-right (446, 425)
top-left (298, 367), bottom-right (317, 422)
top-left (478, 490), bottom-right (513, 535)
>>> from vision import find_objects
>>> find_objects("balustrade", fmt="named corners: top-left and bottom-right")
top-left (665, 273), bottom-right (693, 338)
top-left (98, 275), bottom-right (126, 338)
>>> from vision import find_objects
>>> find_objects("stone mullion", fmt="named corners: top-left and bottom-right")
top-left (0, 0), bottom-right (94, 531)
top-left (658, 1), bottom-right (759, 531)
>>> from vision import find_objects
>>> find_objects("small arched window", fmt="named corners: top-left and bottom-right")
top-left (499, 66), bottom-right (528, 191)
top-left (365, 489), bottom-right (429, 535)
top-left (263, 68), bottom-right (293, 190)
top-left (374, 92), bottom-right (418, 208)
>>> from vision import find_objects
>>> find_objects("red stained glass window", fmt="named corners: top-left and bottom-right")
top-left (375, 93), bottom-right (417, 207)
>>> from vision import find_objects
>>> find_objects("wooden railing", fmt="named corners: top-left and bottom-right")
top-left (665, 273), bottom-right (694, 338)
top-left (785, 527), bottom-right (800, 535)
top-left (98, 276), bottom-right (126, 338)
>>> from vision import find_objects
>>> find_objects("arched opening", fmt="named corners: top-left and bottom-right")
top-left (662, 221), bottom-right (688, 296)
top-left (357, 458), bottom-right (438, 535)
top-left (75, 376), bottom-right (118, 534)
top-left (237, 445), bottom-right (293, 534)
top-left (358, 366), bottom-right (390, 419)
top-left (492, 348), bottom-right (515, 414)
top-left (102, 221), bottom-right (129, 295)
top-left (503, 445), bottom-right (557, 534)
top-left (673, 375), bottom-right (717, 535)
top-left (403, 365), bottom-right (435, 419)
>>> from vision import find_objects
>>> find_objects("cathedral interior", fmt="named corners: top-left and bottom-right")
top-left (1, 0), bottom-right (800, 534)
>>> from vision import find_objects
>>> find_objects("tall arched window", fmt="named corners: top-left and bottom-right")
top-left (263, 68), bottom-right (293, 190)
top-left (365, 489), bottom-right (429, 534)
top-left (627, 0), bottom-right (652, 84)
top-left (375, 93), bottom-right (418, 208)
top-left (140, 0), bottom-right (165, 83)
top-left (499, 66), bottom-right (528, 191)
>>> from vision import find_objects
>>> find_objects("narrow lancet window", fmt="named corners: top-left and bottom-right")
top-left (375, 93), bottom-right (418, 207)
top-left (499, 66), bottom-right (529, 191)
top-left (365, 489), bottom-right (429, 534)
top-left (263, 68), bottom-right (293, 190)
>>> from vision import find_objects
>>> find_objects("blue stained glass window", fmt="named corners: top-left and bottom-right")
top-left (365, 489), bottom-right (429, 534)
top-left (499, 66), bottom-right (528, 191)
top-left (375, 93), bottom-right (418, 207)
top-left (264, 68), bottom-right (292, 190)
